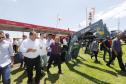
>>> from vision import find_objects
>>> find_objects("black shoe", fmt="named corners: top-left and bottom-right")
top-left (20, 65), bottom-right (23, 68)
top-left (27, 79), bottom-right (33, 84)
top-left (91, 56), bottom-right (93, 59)
top-left (94, 60), bottom-right (100, 63)
top-left (103, 59), bottom-right (106, 62)
top-left (106, 64), bottom-right (110, 67)
top-left (40, 72), bottom-right (45, 78)
top-left (47, 70), bottom-right (51, 74)
top-left (58, 71), bottom-right (63, 74)
top-left (43, 66), bottom-right (47, 71)
top-left (35, 79), bottom-right (40, 84)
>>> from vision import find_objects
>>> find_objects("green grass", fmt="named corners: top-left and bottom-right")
top-left (1, 45), bottom-right (126, 84)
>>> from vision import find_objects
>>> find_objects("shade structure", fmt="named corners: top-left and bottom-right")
top-left (0, 19), bottom-right (74, 35)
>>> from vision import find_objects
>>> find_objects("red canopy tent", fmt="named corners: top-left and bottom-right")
top-left (0, 19), bottom-right (74, 34)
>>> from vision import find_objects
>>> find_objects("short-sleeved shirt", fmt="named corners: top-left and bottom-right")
top-left (19, 39), bottom-right (41, 58)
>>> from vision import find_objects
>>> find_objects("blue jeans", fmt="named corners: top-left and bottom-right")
top-left (0, 64), bottom-right (10, 84)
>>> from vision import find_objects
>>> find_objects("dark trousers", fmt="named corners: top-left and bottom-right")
top-left (107, 51), bottom-right (125, 71)
top-left (47, 54), bottom-right (61, 72)
top-left (24, 56), bottom-right (41, 84)
top-left (13, 45), bottom-right (18, 53)
top-left (103, 48), bottom-right (112, 61)
top-left (93, 51), bottom-right (98, 61)
top-left (20, 60), bottom-right (24, 67)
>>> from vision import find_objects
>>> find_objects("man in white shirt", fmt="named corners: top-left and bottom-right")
top-left (5, 33), bottom-right (13, 44)
top-left (20, 31), bottom-right (42, 84)
top-left (46, 34), bottom-right (55, 57)
top-left (0, 31), bottom-right (14, 84)
top-left (18, 35), bottom-right (27, 68)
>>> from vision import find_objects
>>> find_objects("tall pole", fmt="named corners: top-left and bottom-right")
top-left (86, 8), bottom-right (88, 27)
top-left (117, 17), bottom-right (120, 33)
top-left (56, 14), bottom-right (59, 28)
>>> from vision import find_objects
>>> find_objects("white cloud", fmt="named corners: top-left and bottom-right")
top-left (79, 1), bottom-right (126, 31)
top-left (11, 0), bottom-right (17, 2)
top-left (79, 20), bottom-right (86, 27)
top-left (95, 1), bottom-right (126, 20)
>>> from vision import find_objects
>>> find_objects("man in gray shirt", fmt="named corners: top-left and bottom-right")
top-left (0, 31), bottom-right (14, 84)
top-left (91, 38), bottom-right (99, 63)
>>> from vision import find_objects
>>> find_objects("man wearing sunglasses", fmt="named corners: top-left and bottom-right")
top-left (0, 31), bottom-right (14, 84)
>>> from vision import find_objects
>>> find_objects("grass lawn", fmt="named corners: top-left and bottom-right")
top-left (1, 45), bottom-right (126, 84)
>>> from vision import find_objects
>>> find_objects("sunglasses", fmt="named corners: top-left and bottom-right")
top-left (0, 37), bottom-right (4, 39)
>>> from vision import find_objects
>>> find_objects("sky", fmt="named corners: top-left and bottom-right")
top-left (0, 0), bottom-right (126, 38)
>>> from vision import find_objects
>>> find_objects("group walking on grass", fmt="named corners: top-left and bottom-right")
top-left (0, 30), bottom-right (126, 84)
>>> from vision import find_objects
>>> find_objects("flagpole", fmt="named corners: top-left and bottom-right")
top-left (117, 17), bottom-right (120, 33)
top-left (56, 14), bottom-right (59, 28)
top-left (86, 8), bottom-right (88, 27)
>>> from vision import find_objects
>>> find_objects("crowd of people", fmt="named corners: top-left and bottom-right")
top-left (89, 35), bottom-right (126, 72)
top-left (0, 31), bottom-right (69, 84)
top-left (0, 30), bottom-right (126, 84)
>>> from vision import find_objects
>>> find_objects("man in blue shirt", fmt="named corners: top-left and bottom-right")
top-left (0, 31), bottom-right (14, 84)
top-left (106, 34), bottom-right (126, 71)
